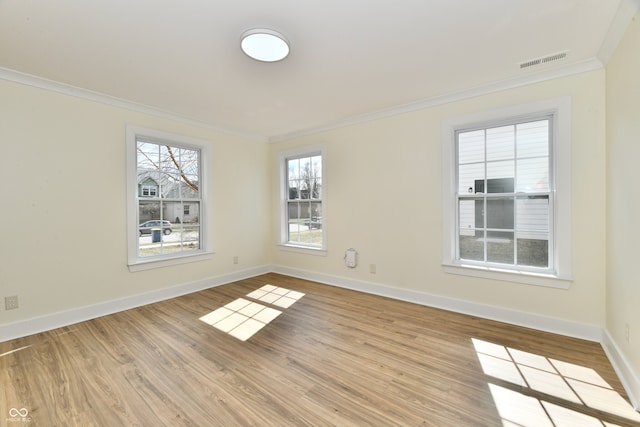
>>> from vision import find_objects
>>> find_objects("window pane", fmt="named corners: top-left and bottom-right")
top-left (300, 182), bottom-right (310, 199)
top-left (458, 199), bottom-right (477, 233)
top-left (517, 120), bottom-right (549, 158)
top-left (517, 238), bottom-right (549, 268)
top-left (313, 178), bottom-right (322, 199)
top-left (288, 180), bottom-right (299, 199)
top-left (180, 228), bottom-right (200, 253)
top-left (487, 231), bottom-right (514, 264)
top-left (486, 197), bottom-right (514, 230)
top-left (458, 130), bottom-right (485, 164)
top-left (311, 155), bottom-right (322, 178)
top-left (310, 201), bottom-right (322, 223)
top-left (288, 158), bottom-right (300, 179)
top-left (287, 201), bottom-right (302, 243)
top-left (487, 160), bottom-right (514, 182)
top-left (517, 157), bottom-right (549, 192)
top-left (177, 177), bottom-right (200, 199)
top-left (178, 201), bottom-right (199, 225)
top-left (137, 142), bottom-right (159, 169)
top-left (486, 125), bottom-right (514, 161)
top-left (516, 196), bottom-right (549, 236)
top-left (181, 202), bottom-right (200, 253)
top-left (138, 200), bottom-right (164, 258)
top-left (139, 200), bottom-right (162, 223)
top-left (459, 233), bottom-right (484, 261)
top-left (299, 200), bottom-right (312, 226)
top-left (458, 163), bottom-right (484, 194)
top-left (459, 197), bottom-right (483, 261)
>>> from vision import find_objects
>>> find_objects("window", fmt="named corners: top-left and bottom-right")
top-left (281, 149), bottom-right (325, 250)
top-left (141, 184), bottom-right (158, 197)
top-left (457, 118), bottom-right (551, 268)
top-left (126, 126), bottom-right (211, 270)
top-left (442, 98), bottom-right (572, 287)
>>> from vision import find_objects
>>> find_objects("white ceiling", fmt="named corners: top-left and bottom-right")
top-left (0, 0), bottom-right (635, 141)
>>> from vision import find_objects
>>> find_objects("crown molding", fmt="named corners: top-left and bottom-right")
top-left (1, 56), bottom-right (605, 146)
top-left (0, 67), bottom-right (267, 143)
top-left (268, 58), bottom-right (604, 143)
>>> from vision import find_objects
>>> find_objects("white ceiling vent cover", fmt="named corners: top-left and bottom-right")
top-left (520, 52), bottom-right (568, 69)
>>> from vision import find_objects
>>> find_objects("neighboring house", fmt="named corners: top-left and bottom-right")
top-left (137, 170), bottom-right (199, 224)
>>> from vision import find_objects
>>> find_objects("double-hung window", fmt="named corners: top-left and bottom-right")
top-left (456, 117), bottom-right (552, 269)
top-left (126, 126), bottom-right (210, 270)
top-left (442, 98), bottom-right (572, 287)
top-left (281, 149), bottom-right (325, 250)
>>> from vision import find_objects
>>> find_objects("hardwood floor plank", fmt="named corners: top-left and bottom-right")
top-left (1, 273), bottom-right (637, 426)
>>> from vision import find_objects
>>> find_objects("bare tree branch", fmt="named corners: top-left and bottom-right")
top-left (166, 146), bottom-right (199, 192)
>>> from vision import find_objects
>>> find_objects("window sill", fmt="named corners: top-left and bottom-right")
top-left (278, 244), bottom-right (327, 256)
top-left (128, 252), bottom-right (214, 272)
top-left (442, 263), bottom-right (572, 289)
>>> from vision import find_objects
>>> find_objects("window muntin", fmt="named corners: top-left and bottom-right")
top-left (284, 152), bottom-right (323, 248)
top-left (455, 117), bottom-right (553, 272)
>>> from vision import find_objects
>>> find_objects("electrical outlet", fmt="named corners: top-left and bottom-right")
top-left (5, 295), bottom-right (19, 310)
top-left (625, 323), bottom-right (630, 343)
top-left (233, 256), bottom-right (239, 265)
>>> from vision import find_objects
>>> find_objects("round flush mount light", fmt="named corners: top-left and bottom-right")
top-left (241, 28), bottom-right (290, 62)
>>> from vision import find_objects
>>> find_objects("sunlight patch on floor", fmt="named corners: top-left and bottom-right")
top-left (199, 285), bottom-right (305, 341)
top-left (246, 284), bottom-right (305, 308)
top-left (473, 338), bottom-right (640, 426)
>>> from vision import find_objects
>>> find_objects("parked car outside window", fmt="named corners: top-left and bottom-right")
top-left (139, 220), bottom-right (172, 236)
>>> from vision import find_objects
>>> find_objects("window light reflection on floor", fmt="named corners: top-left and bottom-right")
top-left (199, 285), bottom-right (305, 341)
top-left (246, 284), bottom-right (305, 308)
top-left (472, 338), bottom-right (640, 426)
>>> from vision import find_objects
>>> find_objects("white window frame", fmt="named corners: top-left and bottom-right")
top-left (279, 146), bottom-right (327, 254)
top-left (126, 125), bottom-right (213, 272)
top-left (441, 97), bottom-right (572, 288)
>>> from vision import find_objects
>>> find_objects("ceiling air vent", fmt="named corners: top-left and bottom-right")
top-left (520, 51), bottom-right (568, 69)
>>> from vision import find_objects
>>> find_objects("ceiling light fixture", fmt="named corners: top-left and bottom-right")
top-left (240, 28), bottom-right (290, 62)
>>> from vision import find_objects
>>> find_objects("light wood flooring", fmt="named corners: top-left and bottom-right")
top-left (1, 273), bottom-right (638, 426)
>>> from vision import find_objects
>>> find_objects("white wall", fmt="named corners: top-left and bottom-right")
top-left (270, 70), bottom-right (607, 330)
top-left (0, 79), bottom-right (271, 327)
top-left (606, 10), bottom-right (640, 402)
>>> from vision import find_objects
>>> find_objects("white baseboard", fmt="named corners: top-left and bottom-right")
top-left (602, 329), bottom-right (640, 410)
top-left (272, 265), bottom-right (603, 342)
top-left (0, 265), bottom-right (270, 343)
